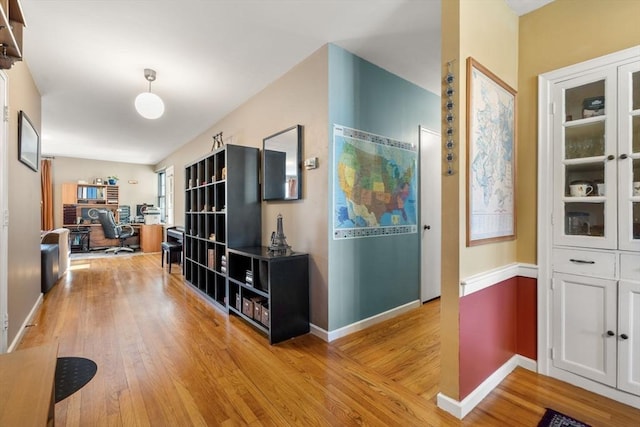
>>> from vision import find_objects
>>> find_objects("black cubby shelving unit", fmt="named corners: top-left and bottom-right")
top-left (227, 247), bottom-right (309, 344)
top-left (183, 144), bottom-right (261, 310)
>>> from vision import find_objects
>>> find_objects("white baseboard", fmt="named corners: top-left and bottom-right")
top-left (460, 262), bottom-right (538, 297)
top-left (437, 354), bottom-right (537, 419)
top-left (7, 293), bottom-right (43, 352)
top-left (310, 299), bottom-right (421, 342)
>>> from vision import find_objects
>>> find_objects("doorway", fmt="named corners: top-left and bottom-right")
top-left (420, 127), bottom-right (441, 302)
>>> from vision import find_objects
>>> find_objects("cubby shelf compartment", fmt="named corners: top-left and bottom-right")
top-left (227, 247), bottom-right (309, 344)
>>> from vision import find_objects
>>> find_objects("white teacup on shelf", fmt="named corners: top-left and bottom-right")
top-left (633, 181), bottom-right (640, 196)
top-left (596, 183), bottom-right (605, 196)
top-left (569, 183), bottom-right (593, 197)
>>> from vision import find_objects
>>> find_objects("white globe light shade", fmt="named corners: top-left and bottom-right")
top-left (135, 92), bottom-right (165, 119)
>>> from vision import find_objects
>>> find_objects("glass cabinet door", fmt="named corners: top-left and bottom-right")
top-left (618, 61), bottom-right (640, 251)
top-left (553, 70), bottom-right (618, 249)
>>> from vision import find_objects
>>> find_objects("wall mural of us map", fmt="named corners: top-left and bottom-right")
top-left (333, 125), bottom-right (418, 240)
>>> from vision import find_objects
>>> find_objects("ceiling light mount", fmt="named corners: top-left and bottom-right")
top-left (144, 68), bottom-right (157, 82)
top-left (135, 68), bottom-right (164, 120)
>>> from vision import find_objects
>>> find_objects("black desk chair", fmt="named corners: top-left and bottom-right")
top-left (97, 210), bottom-right (136, 254)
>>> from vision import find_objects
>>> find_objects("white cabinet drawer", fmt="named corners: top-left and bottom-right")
top-left (620, 253), bottom-right (640, 281)
top-left (552, 248), bottom-right (616, 278)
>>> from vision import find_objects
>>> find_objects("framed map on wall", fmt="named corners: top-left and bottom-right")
top-left (333, 125), bottom-right (418, 240)
top-left (466, 57), bottom-right (517, 246)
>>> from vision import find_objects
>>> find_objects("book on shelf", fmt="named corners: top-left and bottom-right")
top-left (207, 249), bottom-right (215, 269)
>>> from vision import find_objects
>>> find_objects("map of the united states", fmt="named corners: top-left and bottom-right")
top-left (333, 126), bottom-right (417, 239)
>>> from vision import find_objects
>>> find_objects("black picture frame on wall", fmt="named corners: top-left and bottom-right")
top-left (262, 124), bottom-right (302, 201)
top-left (18, 110), bottom-right (39, 172)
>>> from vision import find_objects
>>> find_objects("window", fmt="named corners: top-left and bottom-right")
top-left (157, 166), bottom-right (174, 225)
top-left (157, 170), bottom-right (166, 222)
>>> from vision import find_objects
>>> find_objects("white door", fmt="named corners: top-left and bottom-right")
top-left (552, 273), bottom-right (617, 386)
top-left (0, 71), bottom-right (7, 352)
top-left (618, 279), bottom-right (640, 396)
top-left (419, 127), bottom-right (441, 302)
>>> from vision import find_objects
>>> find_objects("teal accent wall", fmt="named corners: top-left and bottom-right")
top-left (327, 44), bottom-right (440, 331)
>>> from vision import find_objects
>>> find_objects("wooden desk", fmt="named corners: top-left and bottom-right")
top-left (64, 224), bottom-right (140, 250)
top-left (64, 223), bottom-right (162, 252)
top-left (0, 342), bottom-right (58, 426)
top-left (140, 224), bottom-right (163, 252)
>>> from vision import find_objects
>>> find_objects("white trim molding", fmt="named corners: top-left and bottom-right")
top-left (310, 299), bottom-right (421, 342)
top-left (437, 355), bottom-right (537, 419)
top-left (460, 262), bottom-right (538, 297)
top-left (7, 293), bottom-right (43, 352)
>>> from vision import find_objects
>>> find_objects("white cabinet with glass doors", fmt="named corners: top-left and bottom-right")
top-left (539, 46), bottom-right (640, 407)
top-left (552, 61), bottom-right (640, 250)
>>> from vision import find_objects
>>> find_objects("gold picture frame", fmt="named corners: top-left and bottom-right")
top-left (466, 57), bottom-right (517, 246)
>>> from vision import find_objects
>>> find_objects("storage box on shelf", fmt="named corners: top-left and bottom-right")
top-left (227, 247), bottom-right (309, 344)
top-left (183, 144), bottom-right (261, 310)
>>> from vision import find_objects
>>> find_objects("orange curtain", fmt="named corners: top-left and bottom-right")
top-left (41, 158), bottom-right (53, 230)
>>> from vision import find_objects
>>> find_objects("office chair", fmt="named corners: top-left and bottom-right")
top-left (97, 210), bottom-right (136, 254)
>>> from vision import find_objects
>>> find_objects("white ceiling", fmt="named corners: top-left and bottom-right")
top-left (21, 0), bottom-right (552, 165)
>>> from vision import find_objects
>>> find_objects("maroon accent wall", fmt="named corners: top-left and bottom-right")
top-left (516, 277), bottom-right (537, 359)
top-left (459, 276), bottom-right (537, 399)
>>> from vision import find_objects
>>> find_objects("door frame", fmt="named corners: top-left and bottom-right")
top-left (0, 70), bottom-right (8, 352)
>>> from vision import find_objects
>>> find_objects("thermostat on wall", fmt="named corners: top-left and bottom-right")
top-left (304, 157), bottom-right (318, 170)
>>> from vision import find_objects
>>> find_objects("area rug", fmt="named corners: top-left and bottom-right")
top-left (538, 408), bottom-right (591, 427)
top-left (70, 250), bottom-right (147, 260)
top-left (55, 357), bottom-right (98, 403)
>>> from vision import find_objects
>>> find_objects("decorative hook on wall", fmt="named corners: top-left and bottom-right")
top-left (211, 132), bottom-right (224, 151)
top-left (444, 59), bottom-right (456, 176)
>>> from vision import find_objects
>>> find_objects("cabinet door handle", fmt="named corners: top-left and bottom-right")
top-left (620, 153), bottom-right (628, 160)
top-left (607, 154), bottom-right (615, 161)
top-left (620, 334), bottom-right (629, 340)
top-left (607, 330), bottom-right (615, 336)
top-left (569, 258), bottom-right (595, 264)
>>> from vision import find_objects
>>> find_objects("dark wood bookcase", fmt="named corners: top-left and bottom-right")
top-left (183, 144), bottom-right (261, 310)
top-left (227, 247), bottom-right (309, 344)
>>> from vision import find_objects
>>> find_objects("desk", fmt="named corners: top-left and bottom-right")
top-left (0, 342), bottom-right (58, 426)
top-left (66, 224), bottom-right (140, 249)
top-left (140, 224), bottom-right (163, 252)
top-left (64, 223), bottom-right (164, 252)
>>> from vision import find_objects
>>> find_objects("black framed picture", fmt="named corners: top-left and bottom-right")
top-left (18, 110), bottom-right (40, 172)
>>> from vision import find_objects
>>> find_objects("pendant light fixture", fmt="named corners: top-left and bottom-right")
top-left (135, 68), bottom-right (164, 119)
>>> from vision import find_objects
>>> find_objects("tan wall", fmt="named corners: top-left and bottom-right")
top-left (440, 0), bottom-right (519, 400)
top-left (50, 157), bottom-right (157, 227)
top-left (517, 0), bottom-right (640, 262)
top-left (458, 0), bottom-right (519, 280)
top-left (6, 62), bottom-right (42, 345)
top-left (156, 46), bottom-right (329, 328)
top-left (440, 0), bottom-right (461, 400)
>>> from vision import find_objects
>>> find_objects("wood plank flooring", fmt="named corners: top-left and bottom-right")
top-left (17, 253), bottom-right (640, 426)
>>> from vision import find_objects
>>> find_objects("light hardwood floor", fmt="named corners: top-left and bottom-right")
top-left (18, 254), bottom-right (640, 426)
